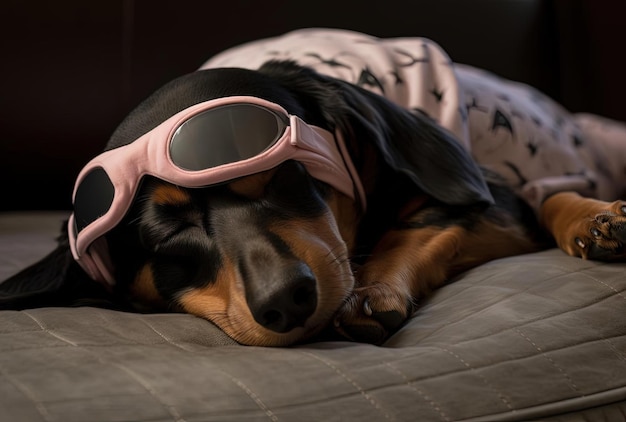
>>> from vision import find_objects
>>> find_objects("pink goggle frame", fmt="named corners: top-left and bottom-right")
top-left (68, 96), bottom-right (365, 285)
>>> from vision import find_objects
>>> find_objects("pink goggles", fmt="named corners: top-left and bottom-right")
top-left (68, 95), bottom-right (366, 285)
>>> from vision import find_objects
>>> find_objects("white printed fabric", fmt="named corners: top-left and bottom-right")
top-left (203, 28), bottom-right (626, 211)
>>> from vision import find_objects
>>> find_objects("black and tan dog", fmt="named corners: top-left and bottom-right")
top-left (2, 30), bottom-right (625, 346)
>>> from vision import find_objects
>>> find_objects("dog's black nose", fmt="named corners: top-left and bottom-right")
top-left (247, 263), bottom-right (318, 333)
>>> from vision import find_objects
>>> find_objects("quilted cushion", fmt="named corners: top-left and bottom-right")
top-left (1, 212), bottom-right (625, 421)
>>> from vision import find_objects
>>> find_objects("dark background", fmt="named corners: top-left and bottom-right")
top-left (1, 0), bottom-right (625, 211)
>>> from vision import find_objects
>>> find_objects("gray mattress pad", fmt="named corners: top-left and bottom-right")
top-left (1, 212), bottom-right (625, 421)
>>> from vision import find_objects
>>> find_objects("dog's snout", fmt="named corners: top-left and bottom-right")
top-left (247, 264), bottom-right (318, 333)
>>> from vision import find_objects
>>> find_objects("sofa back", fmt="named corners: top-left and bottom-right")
top-left (1, 0), bottom-right (623, 211)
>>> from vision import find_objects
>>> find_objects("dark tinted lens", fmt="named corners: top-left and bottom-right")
top-left (170, 103), bottom-right (288, 171)
top-left (74, 167), bottom-right (115, 233)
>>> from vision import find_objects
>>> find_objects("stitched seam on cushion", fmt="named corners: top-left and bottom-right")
top-left (383, 361), bottom-right (451, 421)
top-left (220, 372), bottom-right (279, 422)
top-left (22, 311), bottom-right (78, 346)
top-left (522, 264), bottom-right (626, 302)
top-left (514, 328), bottom-right (580, 394)
top-left (298, 351), bottom-right (393, 420)
top-left (414, 283), bottom-right (626, 348)
top-left (416, 267), bottom-right (588, 342)
top-left (0, 367), bottom-right (52, 422)
top-left (605, 338), bottom-right (626, 365)
top-left (93, 309), bottom-right (199, 351)
top-left (136, 316), bottom-right (195, 352)
top-left (112, 363), bottom-right (186, 422)
top-left (21, 312), bottom-right (187, 422)
top-left (438, 347), bottom-right (514, 411)
top-left (454, 385), bottom-right (626, 422)
top-left (386, 334), bottom-right (626, 386)
top-left (436, 259), bottom-right (601, 307)
top-left (459, 289), bottom-right (625, 348)
top-left (585, 276), bottom-right (626, 300)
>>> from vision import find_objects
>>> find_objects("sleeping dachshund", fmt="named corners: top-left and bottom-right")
top-left (2, 29), bottom-right (625, 346)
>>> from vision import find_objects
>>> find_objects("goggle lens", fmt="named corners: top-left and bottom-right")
top-left (73, 103), bottom-right (290, 238)
top-left (170, 103), bottom-right (288, 171)
top-left (74, 167), bottom-right (115, 234)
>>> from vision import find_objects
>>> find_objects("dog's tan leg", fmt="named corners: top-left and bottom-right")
top-left (540, 192), bottom-right (626, 261)
top-left (334, 207), bottom-right (539, 344)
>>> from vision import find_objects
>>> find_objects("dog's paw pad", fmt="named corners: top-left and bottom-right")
top-left (577, 201), bottom-right (626, 261)
top-left (333, 285), bottom-right (411, 344)
top-left (368, 307), bottom-right (406, 330)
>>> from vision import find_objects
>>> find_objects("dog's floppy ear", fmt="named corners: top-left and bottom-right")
top-left (335, 84), bottom-right (493, 206)
top-left (0, 222), bottom-right (114, 310)
top-left (260, 61), bottom-right (493, 207)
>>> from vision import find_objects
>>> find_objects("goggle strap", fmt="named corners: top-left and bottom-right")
top-left (291, 117), bottom-right (367, 211)
top-left (334, 130), bottom-right (367, 212)
top-left (90, 237), bottom-right (116, 287)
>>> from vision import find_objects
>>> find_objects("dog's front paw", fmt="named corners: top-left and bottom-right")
top-left (575, 200), bottom-right (626, 261)
top-left (333, 284), bottom-right (413, 344)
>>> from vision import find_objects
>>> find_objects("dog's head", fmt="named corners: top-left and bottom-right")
top-left (106, 163), bottom-right (357, 346)
top-left (2, 61), bottom-right (492, 346)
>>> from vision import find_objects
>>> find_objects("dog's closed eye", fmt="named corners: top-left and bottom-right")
top-left (261, 161), bottom-right (331, 216)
